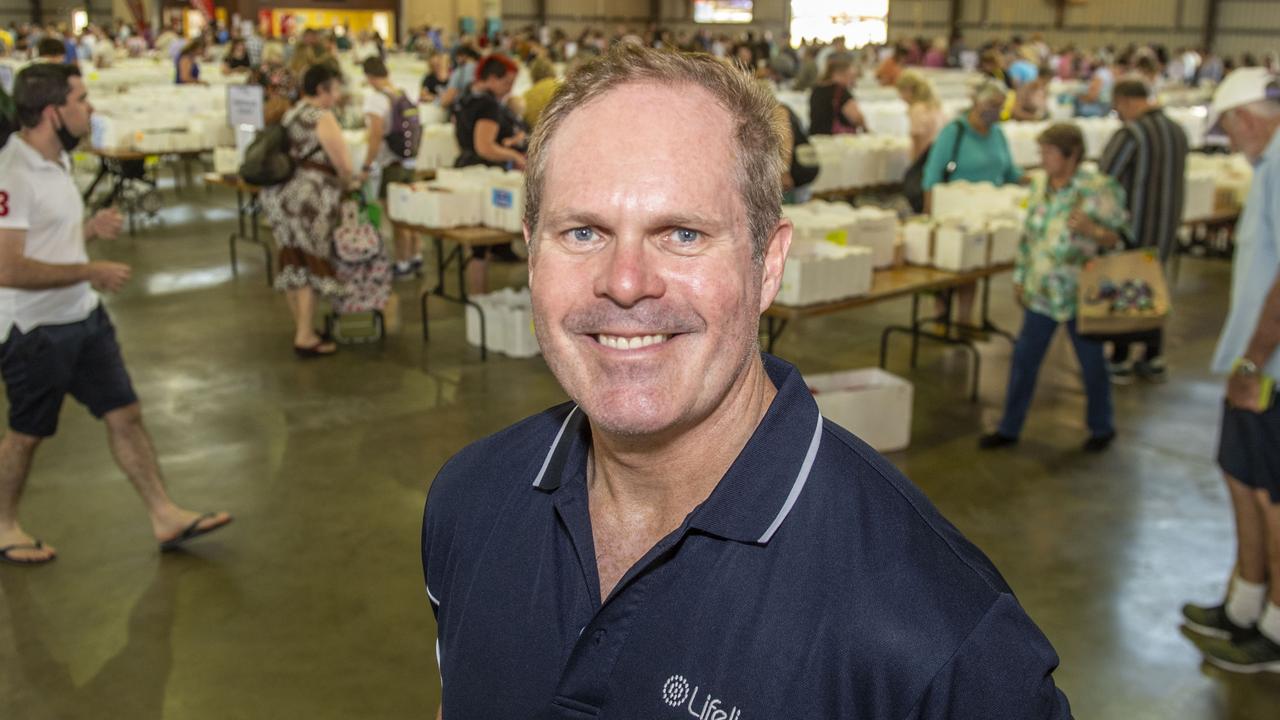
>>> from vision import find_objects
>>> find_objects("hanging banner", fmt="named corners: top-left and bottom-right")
top-left (126, 0), bottom-right (149, 31)
top-left (190, 0), bottom-right (215, 20)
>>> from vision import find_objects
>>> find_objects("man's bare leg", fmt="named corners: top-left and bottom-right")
top-left (0, 431), bottom-right (56, 562)
top-left (1260, 489), bottom-right (1280, 607)
top-left (103, 403), bottom-right (231, 543)
top-left (1230, 475), bottom-right (1269, 585)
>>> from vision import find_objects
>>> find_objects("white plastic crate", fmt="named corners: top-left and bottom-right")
top-left (903, 219), bottom-right (935, 266)
top-left (934, 222), bottom-right (988, 272)
top-left (464, 288), bottom-right (541, 358)
top-left (805, 368), bottom-right (914, 452)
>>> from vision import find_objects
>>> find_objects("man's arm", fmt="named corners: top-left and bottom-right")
top-left (0, 228), bottom-right (128, 291)
top-left (1245, 274), bottom-right (1280, 367)
top-left (362, 112), bottom-right (383, 171)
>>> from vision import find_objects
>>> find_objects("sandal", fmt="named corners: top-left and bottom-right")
top-left (0, 539), bottom-right (56, 566)
top-left (159, 512), bottom-right (233, 552)
top-left (294, 341), bottom-right (337, 358)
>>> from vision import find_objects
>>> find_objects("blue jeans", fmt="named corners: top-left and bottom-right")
top-left (997, 308), bottom-right (1114, 438)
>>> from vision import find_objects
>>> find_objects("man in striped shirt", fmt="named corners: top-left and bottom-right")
top-left (1098, 77), bottom-right (1189, 383)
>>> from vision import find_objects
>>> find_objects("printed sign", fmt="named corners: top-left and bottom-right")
top-left (492, 188), bottom-right (513, 209)
top-left (824, 229), bottom-right (848, 246)
top-left (226, 84), bottom-right (265, 131)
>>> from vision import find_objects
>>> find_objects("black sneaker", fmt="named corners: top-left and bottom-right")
top-left (1182, 602), bottom-right (1258, 641)
top-left (1108, 361), bottom-right (1135, 386)
top-left (1202, 632), bottom-right (1280, 674)
top-left (978, 432), bottom-right (1018, 450)
top-left (393, 262), bottom-right (415, 280)
top-left (1083, 432), bottom-right (1116, 453)
top-left (1134, 359), bottom-right (1168, 384)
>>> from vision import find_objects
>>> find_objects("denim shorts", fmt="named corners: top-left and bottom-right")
top-left (0, 306), bottom-right (138, 437)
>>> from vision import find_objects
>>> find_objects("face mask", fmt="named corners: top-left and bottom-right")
top-left (978, 107), bottom-right (1002, 126)
top-left (54, 108), bottom-right (80, 152)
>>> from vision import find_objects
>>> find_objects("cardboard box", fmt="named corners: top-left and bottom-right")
top-left (903, 219), bottom-right (935, 266)
top-left (934, 222), bottom-right (988, 272)
top-left (805, 368), bottom-right (914, 452)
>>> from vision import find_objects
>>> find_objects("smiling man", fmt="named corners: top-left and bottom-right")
top-left (422, 45), bottom-right (1071, 718)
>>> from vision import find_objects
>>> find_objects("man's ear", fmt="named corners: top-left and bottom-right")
top-left (757, 219), bottom-right (793, 314)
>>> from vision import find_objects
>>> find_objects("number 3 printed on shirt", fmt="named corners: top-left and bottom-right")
top-left (0, 191), bottom-right (9, 218)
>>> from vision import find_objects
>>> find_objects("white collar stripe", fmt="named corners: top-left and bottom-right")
top-left (757, 413), bottom-right (824, 544)
top-left (532, 406), bottom-right (578, 488)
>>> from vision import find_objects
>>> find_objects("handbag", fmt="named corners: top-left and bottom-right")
top-left (1076, 249), bottom-right (1171, 337)
top-left (333, 193), bottom-right (383, 264)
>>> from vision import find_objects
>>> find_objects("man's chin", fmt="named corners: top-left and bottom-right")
top-left (575, 389), bottom-right (684, 439)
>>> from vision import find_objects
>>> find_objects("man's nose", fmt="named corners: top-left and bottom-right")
top-left (593, 236), bottom-right (666, 308)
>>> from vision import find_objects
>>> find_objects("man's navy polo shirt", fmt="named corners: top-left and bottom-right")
top-left (422, 354), bottom-right (1071, 719)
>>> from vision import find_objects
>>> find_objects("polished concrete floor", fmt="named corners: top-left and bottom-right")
top-left (1, 180), bottom-right (1278, 719)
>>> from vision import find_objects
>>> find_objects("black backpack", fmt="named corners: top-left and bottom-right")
top-left (380, 89), bottom-right (422, 162)
top-left (239, 114), bottom-right (318, 187)
top-left (786, 106), bottom-right (820, 188)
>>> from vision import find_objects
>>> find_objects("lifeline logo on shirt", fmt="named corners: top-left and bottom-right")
top-left (661, 675), bottom-right (742, 720)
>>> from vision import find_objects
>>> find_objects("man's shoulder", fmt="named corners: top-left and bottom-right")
top-left (805, 419), bottom-right (1012, 598)
top-left (427, 402), bottom-right (576, 510)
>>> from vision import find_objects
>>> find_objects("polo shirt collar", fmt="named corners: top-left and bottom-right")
top-left (531, 354), bottom-right (824, 545)
top-left (11, 134), bottom-right (69, 171)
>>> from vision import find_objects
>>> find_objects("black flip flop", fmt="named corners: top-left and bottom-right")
top-left (159, 513), bottom-right (232, 552)
top-left (0, 539), bottom-right (56, 566)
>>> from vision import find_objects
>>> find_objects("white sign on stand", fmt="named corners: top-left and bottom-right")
top-left (226, 84), bottom-right (265, 130)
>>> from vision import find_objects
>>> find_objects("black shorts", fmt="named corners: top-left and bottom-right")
top-left (1218, 394), bottom-right (1280, 502)
top-left (0, 306), bottom-right (138, 438)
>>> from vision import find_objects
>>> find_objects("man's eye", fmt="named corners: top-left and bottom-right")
top-left (570, 227), bottom-right (596, 242)
top-left (673, 228), bottom-right (700, 243)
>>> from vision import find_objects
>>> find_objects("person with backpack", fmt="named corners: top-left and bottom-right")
top-left (259, 64), bottom-right (363, 358)
top-left (360, 57), bottom-right (423, 279)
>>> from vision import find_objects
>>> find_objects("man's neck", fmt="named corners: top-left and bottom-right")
top-left (588, 355), bottom-right (778, 524)
top-left (19, 126), bottom-right (62, 162)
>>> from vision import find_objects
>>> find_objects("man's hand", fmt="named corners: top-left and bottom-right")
top-left (87, 261), bottom-right (131, 293)
top-left (1227, 370), bottom-right (1267, 413)
top-left (86, 208), bottom-right (124, 242)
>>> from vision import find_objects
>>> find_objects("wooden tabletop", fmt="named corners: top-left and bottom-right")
top-left (1183, 208), bottom-right (1241, 226)
top-left (202, 172), bottom-right (259, 192)
top-left (765, 263), bottom-right (1015, 320)
top-left (390, 220), bottom-right (522, 247)
top-left (92, 147), bottom-right (210, 160)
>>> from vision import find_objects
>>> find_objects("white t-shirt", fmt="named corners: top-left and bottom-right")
top-left (0, 136), bottom-right (98, 342)
top-left (362, 84), bottom-right (415, 169)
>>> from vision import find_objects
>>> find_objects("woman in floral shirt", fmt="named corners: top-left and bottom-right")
top-left (981, 123), bottom-right (1131, 452)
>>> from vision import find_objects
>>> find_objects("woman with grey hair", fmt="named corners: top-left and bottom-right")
top-left (921, 78), bottom-right (1022, 327)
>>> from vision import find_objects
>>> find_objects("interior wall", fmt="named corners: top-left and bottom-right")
top-left (496, 0), bottom-right (790, 38)
top-left (11, 0), bottom-right (117, 27)
top-left (889, 0), bottom-right (1280, 59)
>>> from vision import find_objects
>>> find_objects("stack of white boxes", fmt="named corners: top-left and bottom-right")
top-left (934, 221), bottom-right (989, 272)
top-left (777, 242), bottom-right (874, 306)
top-left (931, 181), bottom-right (1029, 223)
top-left (1182, 168), bottom-right (1217, 221)
top-left (804, 368), bottom-right (914, 452)
top-left (904, 216), bottom-right (1022, 270)
top-left (89, 85), bottom-right (232, 152)
top-left (808, 135), bottom-right (913, 192)
top-left (788, 201), bottom-right (897, 268)
top-left (464, 287), bottom-right (541, 358)
top-left (415, 124), bottom-right (460, 170)
top-left (1002, 117), bottom-right (1122, 168)
top-left (387, 167), bottom-right (525, 231)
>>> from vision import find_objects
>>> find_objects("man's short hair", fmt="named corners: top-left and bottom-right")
top-left (1113, 77), bottom-right (1152, 100)
top-left (477, 54), bottom-right (517, 80)
top-left (456, 45), bottom-right (481, 62)
top-left (525, 44), bottom-right (785, 261)
top-left (14, 62), bottom-right (81, 129)
top-left (362, 57), bottom-right (388, 78)
top-left (302, 63), bottom-right (343, 97)
top-left (36, 37), bottom-right (65, 58)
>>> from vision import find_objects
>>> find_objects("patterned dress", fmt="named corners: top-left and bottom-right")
top-left (261, 102), bottom-right (345, 297)
top-left (1015, 169), bottom-right (1130, 321)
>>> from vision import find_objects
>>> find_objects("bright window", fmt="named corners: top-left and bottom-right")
top-left (72, 10), bottom-right (89, 35)
top-left (790, 0), bottom-right (888, 48)
top-left (694, 1), bottom-right (754, 24)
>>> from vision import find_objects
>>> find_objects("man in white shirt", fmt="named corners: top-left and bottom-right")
top-left (361, 57), bottom-right (421, 277)
top-left (0, 63), bottom-right (231, 565)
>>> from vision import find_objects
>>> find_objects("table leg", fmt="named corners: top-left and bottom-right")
top-left (909, 292), bottom-right (922, 368)
top-left (252, 199), bottom-right (271, 287)
top-left (431, 237), bottom-right (445, 295)
top-left (467, 299), bottom-right (487, 361)
top-left (420, 290), bottom-right (430, 340)
top-left (83, 158), bottom-right (109, 202)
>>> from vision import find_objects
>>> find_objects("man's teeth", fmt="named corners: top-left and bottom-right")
top-left (595, 334), bottom-right (670, 350)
